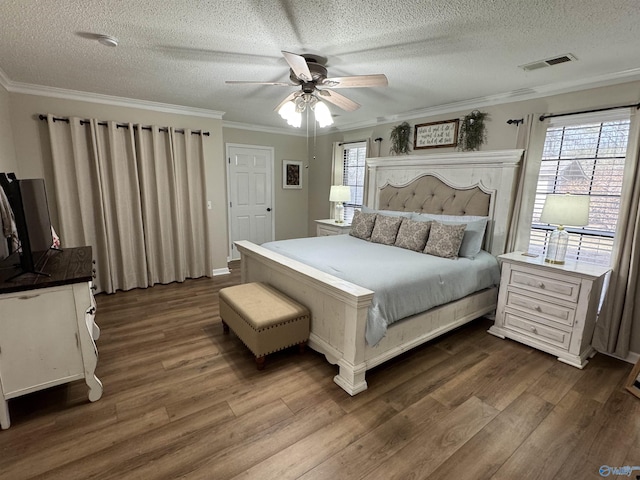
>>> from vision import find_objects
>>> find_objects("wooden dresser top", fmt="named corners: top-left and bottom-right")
top-left (0, 246), bottom-right (93, 294)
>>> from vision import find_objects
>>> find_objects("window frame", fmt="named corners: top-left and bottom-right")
top-left (331, 140), bottom-right (368, 224)
top-left (528, 110), bottom-right (631, 267)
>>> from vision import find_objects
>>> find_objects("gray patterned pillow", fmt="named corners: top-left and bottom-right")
top-left (424, 221), bottom-right (466, 258)
top-left (371, 214), bottom-right (403, 245)
top-left (394, 218), bottom-right (432, 251)
top-left (349, 210), bottom-right (377, 240)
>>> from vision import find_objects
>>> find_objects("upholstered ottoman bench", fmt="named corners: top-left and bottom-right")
top-left (219, 282), bottom-right (310, 370)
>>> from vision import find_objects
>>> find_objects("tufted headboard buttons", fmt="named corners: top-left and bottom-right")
top-left (378, 174), bottom-right (490, 217)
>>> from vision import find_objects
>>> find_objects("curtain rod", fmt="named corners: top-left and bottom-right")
top-left (539, 102), bottom-right (640, 122)
top-left (339, 139), bottom-right (368, 146)
top-left (38, 114), bottom-right (210, 136)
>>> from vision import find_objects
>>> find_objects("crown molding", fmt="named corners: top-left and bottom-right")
top-left (335, 67), bottom-right (640, 132)
top-left (222, 120), bottom-right (307, 137)
top-left (3, 65), bottom-right (640, 133)
top-left (3, 79), bottom-right (225, 119)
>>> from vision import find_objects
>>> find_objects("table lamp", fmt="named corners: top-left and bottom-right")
top-left (329, 185), bottom-right (351, 224)
top-left (539, 194), bottom-right (590, 265)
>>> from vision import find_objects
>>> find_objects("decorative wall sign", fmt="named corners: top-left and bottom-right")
top-left (414, 119), bottom-right (459, 149)
top-left (283, 160), bottom-right (302, 189)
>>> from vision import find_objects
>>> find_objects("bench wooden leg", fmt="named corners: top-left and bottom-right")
top-left (221, 320), bottom-right (229, 334)
top-left (298, 341), bottom-right (306, 354)
top-left (256, 356), bottom-right (266, 370)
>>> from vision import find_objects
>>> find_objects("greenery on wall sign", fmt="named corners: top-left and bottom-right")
top-left (458, 110), bottom-right (488, 151)
top-left (389, 121), bottom-right (412, 155)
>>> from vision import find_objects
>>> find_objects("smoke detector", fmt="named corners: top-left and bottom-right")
top-left (97, 35), bottom-right (118, 47)
top-left (519, 53), bottom-right (577, 71)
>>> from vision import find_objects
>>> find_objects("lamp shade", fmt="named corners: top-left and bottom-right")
top-left (329, 185), bottom-right (351, 203)
top-left (540, 194), bottom-right (590, 226)
top-left (313, 101), bottom-right (334, 128)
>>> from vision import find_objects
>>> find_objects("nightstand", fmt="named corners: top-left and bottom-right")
top-left (488, 251), bottom-right (610, 368)
top-left (315, 219), bottom-right (351, 236)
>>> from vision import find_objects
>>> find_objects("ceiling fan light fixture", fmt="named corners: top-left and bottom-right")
top-left (313, 100), bottom-right (333, 128)
top-left (278, 100), bottom-right (296, 119)
top-left (278, 101), bottom-right (302, 127)
top-left (277, 94), bottom-right (332, 128)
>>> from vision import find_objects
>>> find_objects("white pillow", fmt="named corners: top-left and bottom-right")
top-left (361, 206), bottom-right (412, 219)
top-left (411, 213), bottom-right (488, 258)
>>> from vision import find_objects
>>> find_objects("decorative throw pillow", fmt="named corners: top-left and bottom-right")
top-left (394, 218), bottom-right (432, 251)
top-left (349, 210), bottom-right (377, 240)
top-left (371, 214), bottom-right (403, 245)
top-left (412, 214), bottom-right (488, 258)
top-left (424, 221), bottom-right (466, 258)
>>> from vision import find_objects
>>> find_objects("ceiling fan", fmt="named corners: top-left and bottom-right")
top-left (225, 51), bottom-right (388, 126)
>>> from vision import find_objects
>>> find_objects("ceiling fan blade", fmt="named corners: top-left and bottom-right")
top-left (317, 90), bottom-right (360, 112)
top-left (273, 92), bottom-right (299, 112)
top-left (281, 51), bottom-right (313, 82)
top-left (321, 74), bottom-right (388, 88)
top-left (225, 80), bottom-right (294, 86)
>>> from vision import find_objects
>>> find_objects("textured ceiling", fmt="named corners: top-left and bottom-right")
top-left (1, 0), bottom-right (640, 131)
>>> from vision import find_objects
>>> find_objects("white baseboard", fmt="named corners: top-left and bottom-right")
top-left (624, 351), bottom-right (640, 364)
top-left (601, 350), bottom-right (639, 365)
top-left (212, 267), bottom-right (230, 276)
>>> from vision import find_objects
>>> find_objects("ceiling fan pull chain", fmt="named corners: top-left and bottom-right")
top-left (313, 117), bottom-right (317, 161)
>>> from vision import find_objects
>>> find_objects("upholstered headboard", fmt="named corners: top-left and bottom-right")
top-left (378, 174), bottom-right (490, 216)
top-left (366, 150), bottom-right (523, 255)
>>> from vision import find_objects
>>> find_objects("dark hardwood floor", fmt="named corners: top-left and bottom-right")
top-left (1, 265), bottom-right (639, 480)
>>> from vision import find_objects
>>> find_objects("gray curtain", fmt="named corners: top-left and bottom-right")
top-left (46, 115), bottom-right (212, 294)
top-left (505, 114), bottom-right (549, 253)
top-left (592, 111), bottom-right (640, 357)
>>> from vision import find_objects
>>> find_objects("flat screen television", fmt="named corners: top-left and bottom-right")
top-left (0, 173), bottom-right (55, 277)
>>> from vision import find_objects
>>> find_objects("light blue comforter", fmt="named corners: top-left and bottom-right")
top-left (261, 235), bottom-right (500, 346)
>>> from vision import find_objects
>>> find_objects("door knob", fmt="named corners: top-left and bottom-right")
top-left (267, 208), bottom-right (272, 212)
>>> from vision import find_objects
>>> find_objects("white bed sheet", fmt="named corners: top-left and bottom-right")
top-left (261, 235), bottom-right (500, 346)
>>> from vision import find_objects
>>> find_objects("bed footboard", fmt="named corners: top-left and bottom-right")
top-left (235, 240), bottom-right (374, 394)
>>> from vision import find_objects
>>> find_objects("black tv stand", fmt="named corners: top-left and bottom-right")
top-left (4, 248), bottom-right (58, 282)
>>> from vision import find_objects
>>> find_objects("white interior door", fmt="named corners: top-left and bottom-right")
top-left (227, 144), bottom-right (274, 260)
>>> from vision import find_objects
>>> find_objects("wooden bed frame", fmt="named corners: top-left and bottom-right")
top-left (236, 149), bottom-right (523, 395)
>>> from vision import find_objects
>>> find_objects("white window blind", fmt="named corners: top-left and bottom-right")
top-left (341, 141), bottom-right (367, 223)
top-left (528, 115), bottom-right (630, 266)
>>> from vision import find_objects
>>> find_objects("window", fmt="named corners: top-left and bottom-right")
top-left (336, 141), bottom-right (367, 223)
top-left (529, 114), bottom-right (630, 267)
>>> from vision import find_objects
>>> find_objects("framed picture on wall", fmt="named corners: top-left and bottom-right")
top-left (283, 160), bottom-right (302, 189)
top-left (414, 119), bottom-right (459, 149)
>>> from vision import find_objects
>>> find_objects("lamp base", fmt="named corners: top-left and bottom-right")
top-left (544, 258), bottom-right (565, 265)
top-left (335, 203), bottom-right (344, 224)
top-left (544, 226), bottom-right (568, 265)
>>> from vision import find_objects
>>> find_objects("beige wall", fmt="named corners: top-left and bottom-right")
top-left (0, 84), bottom-right (17, 173)
top-left (8, 93), bottom-right (228, 271)
top-left (222, 127), bottom-right (309, 241)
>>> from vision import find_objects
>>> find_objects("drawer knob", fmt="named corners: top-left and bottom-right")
top-left (537, 282), bottom-right (545, 289)
top-left (531, 326), bottom-right (538, 334)
top-left (534, 305), bottom-right (542, 312)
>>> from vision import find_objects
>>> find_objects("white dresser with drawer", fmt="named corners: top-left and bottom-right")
top-left (0, 246), bottom-right (101, 429)
top-left (489, 251), bottom-right (609, 368)
top-left (315, 219), bottom-right (351, 236)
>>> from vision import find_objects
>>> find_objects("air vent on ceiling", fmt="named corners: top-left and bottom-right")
top-left (519, 54), bottom-right (577, 71)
